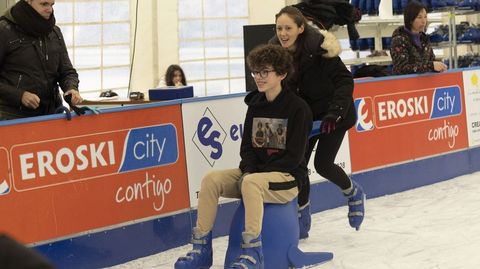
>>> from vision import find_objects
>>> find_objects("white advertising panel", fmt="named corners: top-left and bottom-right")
top-left (182, 96), bottom-right (247, 207)
top-left (462, 70), bottom-right (480, 147)
top-left (182, 95), bottom-right (353, 207)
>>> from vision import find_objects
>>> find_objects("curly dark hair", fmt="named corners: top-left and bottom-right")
top-left (247, 44), bottom-right (294, 79)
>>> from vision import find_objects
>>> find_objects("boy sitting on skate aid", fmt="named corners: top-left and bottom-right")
top-left (175, 44), bottom-right (332, 269)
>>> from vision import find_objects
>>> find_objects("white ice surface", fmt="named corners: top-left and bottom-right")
top-left (106, 172), bottom-right (480, 269)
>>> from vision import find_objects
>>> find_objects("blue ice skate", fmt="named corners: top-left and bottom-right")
top-left (345, 180), bottom-right (366, 231)
top-left (288, 246), bottom-right (334, 268)
top-left (298, 202), bottom-right (311, 239)
top-left (174, 228), bottom-right (212, 269)
top-left (227, 233), bottom-right (264, 269)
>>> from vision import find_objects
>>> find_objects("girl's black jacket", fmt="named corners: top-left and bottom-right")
top-left (270, 25), bottom-right (356, 131)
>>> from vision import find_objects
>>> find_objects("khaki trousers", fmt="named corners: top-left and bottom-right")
top-left (196, 168), bottom-right (298, 238)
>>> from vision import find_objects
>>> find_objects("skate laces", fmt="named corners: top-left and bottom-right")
top-left (230, 254), bottom-right (258, 269)
top-left (228, 237), bottom-right (262, 268)
top-left (191, 238), bottom-right (208, 244)
top-left (346, 182), bottom-right (366, 230)
top-left (348, 186), bottom-right (364, 216)
top-left (298, 202), bottom-right (310, 217)
top-left (177, 249), bottom-right (202, 261)
top-left (241, 240), bottom-right (261, 248)
top-left (346, 186), bottom-right (357, 197)
top-left (230, 262), bottom-right (250, 269)
top-left (181, 234), bottom-right (209, 258)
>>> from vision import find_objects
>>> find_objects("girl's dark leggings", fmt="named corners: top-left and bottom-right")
top-left (298, 128), bottom-right (352, 207)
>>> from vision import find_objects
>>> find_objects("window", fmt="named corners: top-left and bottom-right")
top-left (55, 0), bottom-right (131, 99)
top-left (178, 0), bottom-right (248, 97)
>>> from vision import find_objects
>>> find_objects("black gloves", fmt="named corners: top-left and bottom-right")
top-left (63, 94), bottom-right (85, 115)
top-left (320, 113), bottom-right (342, 134)
top-left (63, 94), bottom-right (99, 116)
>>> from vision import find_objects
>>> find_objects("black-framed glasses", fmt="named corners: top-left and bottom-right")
top-left (250, 69), bottom-right (275, 79)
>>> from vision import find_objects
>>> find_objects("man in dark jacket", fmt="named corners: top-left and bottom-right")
top-left (0, 0), bottom-right (82, 120)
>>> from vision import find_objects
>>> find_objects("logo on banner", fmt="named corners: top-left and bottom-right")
top-left (355, 98), bottom-right (374, 132)
top-left (356, 86), bottom-right (462, 131)
top-left (470, 73), bottom-right (479, 88)
top-left (467, 73), bottom-right (480, 134)
top-left (192, 107), bottom-right (228, 167)
top-left (119, 125), bottom-right (179, 172)
top-left (0, 179), bottom-right (9, 195)
top-left (0, 149), bottom-right (10, 196)
top-left (12, 124), bottom-right (179, 191)
top-left (426, 86), bottom-right (462, 149)
top-left (431, 87), bottom-right (462, 118)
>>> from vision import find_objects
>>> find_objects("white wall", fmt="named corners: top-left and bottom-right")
top-left (130, 0), bottom-right (289, 94)
top-left (249, 0), bottom-right (286, 25)
top-left (0, 0), bottom-right (15, 13)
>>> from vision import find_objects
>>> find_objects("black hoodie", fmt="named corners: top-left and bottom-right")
top-left (239, 88), bottom-right (312, 185)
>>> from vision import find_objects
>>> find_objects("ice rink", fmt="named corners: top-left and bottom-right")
top-left (107, 172), bottom-right (480, 269)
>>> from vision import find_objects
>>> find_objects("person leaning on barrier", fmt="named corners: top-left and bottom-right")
top-left (390, 0), bottom-right (448, 75)
top-left (174, 44), bottom-right (312, 269)
top-left (157, 64), bottom-right (187, 87)
top-left (0, 0), bottom-right (83, 121)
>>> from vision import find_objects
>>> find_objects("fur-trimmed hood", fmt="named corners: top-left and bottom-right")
top-left (269, 24), bottom-right (341, 58)
top-left (317, 29), bottom-right (341, 58)
top-left (302, 24), bottom-right (341, 58)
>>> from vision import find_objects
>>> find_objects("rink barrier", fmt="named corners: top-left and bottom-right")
top-left (0, 68), bottom-right (477, 268)
top-left (33, 146), bottom-right (480, 269)
top-left (33, 201), bottom-right (242, 268)
top-left (36, 212), bottom-right (192, 268)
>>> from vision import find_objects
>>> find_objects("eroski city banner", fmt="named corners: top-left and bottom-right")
top-left (0, 105), bottom-right (189, 243)
top-left (349, 72), bottom-right (469, 172)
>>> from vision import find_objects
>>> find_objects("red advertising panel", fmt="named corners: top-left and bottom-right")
top-left (0, 105), bottom-right (189, 243)
top-left (350, 72), bottom-right (468, 172)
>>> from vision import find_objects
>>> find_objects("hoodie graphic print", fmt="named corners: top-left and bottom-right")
top-left (252, 117), bottom-right (288, 150)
